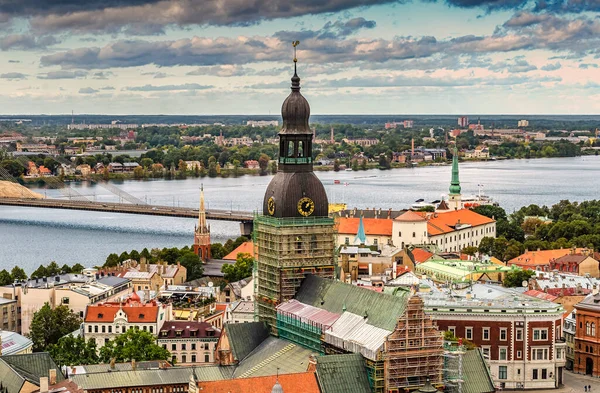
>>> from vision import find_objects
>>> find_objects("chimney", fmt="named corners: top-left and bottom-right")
top-left (110, 358), bottom-right (116, 369)
top-left (132, 359), bottom-right (137, 370)
top-left (307, 354), bottom-right (318, 373)
top-left (40, 377), bottom-right (49, 393)
top-left (49, 369), bottom-right (57, 385)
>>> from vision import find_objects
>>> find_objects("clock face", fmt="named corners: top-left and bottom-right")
top-left (297, 197), bottom-right (315, 217)
top-left (267, 197), bottom-right (276, 215)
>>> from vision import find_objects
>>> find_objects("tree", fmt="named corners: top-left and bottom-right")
top-left (140, 158), bottom-right (154, 168)
top-left (522, 218), bottom-right (544, 235)
top-left (28, 303), bottom-right (82, 351)
top-left (208, 156), bottom-right (218, 178)
top-left (99, 329), bottom-right (171, 363)
top-left (360, 159), bottom-right (368, 170)
top-left (133, 165), bottom-right (145, 179)
top-left (211, 243), bottom-right (227, 260)
top-left (471, 205), bottom-right (508, 222)
top-left (378, 155), bottom-right (391, 169)
top-left (140, 248), bottom-right (151, 260)
top-left (0, 159), bottom-right (26, 177)
top-left (462, 246), bottom-right (478, 256)
top-left (48, 335), bottom-right (99, 368)
top-left (351, 159), bottom-right (358, 171)
top-left (221, 253), bottom-right (254, 282)
top-left (477, 237), bottom-right (495, 256)
top-left (178, 252), bottom-right (204, 281)
top-left (258, 154), bottom-right (269, 175)
top-left (0, 269), bottom-right (12, 285)
top-left (503, 269), bottom-right (535, 288)
top-left (46, 261), bottom-right (61, 276)
top-left (60, 264), bottom-right (72, 274)
top-left (333, 159), bottom-right (340, 172)
top-left (31, 264), bottom-right (49, 279)
top-left (269, 160), bottom-right (278, 174)
top-left (71, 263), bottom-right (85, 274)
top-left (10, 266), bottom-right (27, 280)
top-left (105, 253), bottom-right (120, 267)
top-left (119, 251), bottom-right (130, 262)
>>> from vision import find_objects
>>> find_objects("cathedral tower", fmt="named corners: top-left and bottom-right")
top-left (255, 43), bottom-right (336, 332)
top-left (193, 185), bottom-right (211, 261)
top-left (448, 146), bottom-right (462, 210)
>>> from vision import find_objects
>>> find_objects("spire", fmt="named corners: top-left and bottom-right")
top-left (197, 184), bottom-right (208, 234)
top-left (449, 146), bottom-right (461, 195)
top-left (353, 215), bottom-right (368, 246)
top-left (280, 41), bottom-right (310, 135)
top-left (291, 40), bottom-right (300, 92)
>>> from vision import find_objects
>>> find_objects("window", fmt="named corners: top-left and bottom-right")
top-left (94, 325), bottom-right (98, 333)
top-left (192, 343), bottom-right (196, 350)
top-left (88, 325), bottom-right (92, 333)
top-left (516, 328), bottom-right (523, 341)
top-left (150, 326), bottom-right (153, 333)
top-left (500, 328), bottom-right (507, 341)
top-left (448, 327), bottom-right (456, 337)
top-left (62, 297), bottom-right (69, 305)
top-left (345, 237), bottom-right (350, 245)
top-left (182, 343), bottom-right (187, 350)
top-left (482, 327), bottom-right (490, 340)
top-left (499, 347), bottom-right (507, 361)
top-left (592, 323), bottom-right (597, 337)
top-left (108, 326), bottom-right (112, 333)
top-left (586, 322), bottom-right (591, 335)
top-left (205, 353), bottom-right (210, 363)
top-left (374, 239), bottom-right (378, 246)
top-left (499, 366), bottom-right (507, 380)
top-left (172, 344), bottom-right (177, 351)
top-left (191, 355), bottom-right (196, 363)
top-left (412, 232), bottom-right (416, 238)
top-left (533, 329), bottom-right (548, 341)
top-left (182, 355), bottom-right (186, 363)
top-left (532, 348), bottom-right (549, 360)
top-left (533, 369), bottom-right (539, 380)
top-left (205, 343), bottom-right (209, 350)
top-left (517, 350), bottom-right (522, 359)
top-left (542, 369), bottom-right (547, 379)
top-left (102, 325), bottom-right (105, 333)
top-left (465, 327), bottom-right (473, 340)
top-left (297, 141), bottom-right (304, 157)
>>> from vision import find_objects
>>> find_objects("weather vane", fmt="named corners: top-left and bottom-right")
top-left (292, 41), bottom-right (300, 63)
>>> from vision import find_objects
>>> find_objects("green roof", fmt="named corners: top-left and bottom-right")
top-left (462, 349), bottom-right (495, 393)
top-left (0, 352), bottom-right (65, 391)
top-left (72, 368), bottom-right (194, 389)
top-left (295, 275), bottom-right (408, 331)
top-left (0, 359), bottom-right (25, 393)
top-left (315, 354), bottom-right (371, 393)
top-left (225, 321), bottom-right (270, 362)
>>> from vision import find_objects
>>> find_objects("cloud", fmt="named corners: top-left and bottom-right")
top-left (274, 17), bottom-right (376, 41)
top-left (92, 71), bottom-right (114, 79)
top-left (38, 70), bottom-right (87, 79)
top-left (579, 63), bottom-right (599, 69)
top-left (21, 0), bottom-right (399, 35)
top-left (0, 72), bottom-right (27, 80)
top-left (8, 59), bottom-right (20, 63)
top-left (541, 62), bottom-right (561, 71)
top-left (141, 71), bottom-right (171, 78)
top-left (99, 86), bottom-right (116, 90)
top-left (489, 57), bottom-right (537, 73)
top-left (440, 0), bottom-right (529, 11)
top-left (123, 83), bottom-right (213, 91)
top-left (0, 34), bottom-right (58, 50)
top-left (187, 65), bottom-right (248, 77)
top-left (79, 87), bottom-right (99, 94)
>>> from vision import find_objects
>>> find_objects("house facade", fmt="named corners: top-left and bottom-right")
top-left (574, 291), bottom-right (600, 377)
top-left (157, 321), bottom-right (220, 365)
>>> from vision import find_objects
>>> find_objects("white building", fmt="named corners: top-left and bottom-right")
top-left (518, 120), bottom-right (529, 127)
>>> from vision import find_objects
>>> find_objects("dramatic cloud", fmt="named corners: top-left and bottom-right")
top-left (274, 17), bottom-right (376, 41)
top-left (79, 87), bottom-right (99, 94)
top-left (123, 83), bottom-right (213, 91)
top-left (489, 57), bottom-right (537, 73)
top-left (0, 34), bottom-right (58, 50)
top-left (37, 70), bottom-right (87, 79)
top-left (541, 62), bottom-right (561, 71)
top-left (0, 72), bottom-right (27, 79)
top-left (579, 63), bottom-right (599, 69)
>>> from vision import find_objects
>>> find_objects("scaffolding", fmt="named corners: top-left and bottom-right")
top-left (443, 342), bottom-right (465, 393)
top-left (384, 296), bottom-right (444, 392)
top-left (254, 214), bottom-right (336, 333)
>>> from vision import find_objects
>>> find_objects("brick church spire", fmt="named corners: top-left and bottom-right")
top-left (194, 185), bottom-right (211, 261)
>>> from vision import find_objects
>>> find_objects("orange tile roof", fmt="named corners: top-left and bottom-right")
top-left (196, 372), bottom-right (320, 393)
top-left (223, 241), bottom-right (255, 260)
top-left (395, 210), bottom-right (427, 222)
top-left (84, 300), bottom-right (160, 323)
top-left (507, 248), bottom-right (585, 268)
top-left (336, 217), bottom-right (393, 236)
top-left (411, 248), bottom-right (434, 263)
top-left (428, 209), bottom-right (495, 228)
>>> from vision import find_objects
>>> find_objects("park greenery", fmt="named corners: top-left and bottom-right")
top-left (0, 262), bottom-right (84, 285)
top-left (503, 269), bottom-right (536, 288)
top-left (471, 200), bottom-right (600, 262)
top-left (28, 303), bottom-right (82, 352)
top-left (221, 253), bottom-right (254, 282)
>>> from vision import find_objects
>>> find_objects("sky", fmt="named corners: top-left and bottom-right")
top-left (1, 0), bottom-right (600, 115)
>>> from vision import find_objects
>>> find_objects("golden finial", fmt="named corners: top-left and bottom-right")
top-left (292, 41), bottom-right (300, 63)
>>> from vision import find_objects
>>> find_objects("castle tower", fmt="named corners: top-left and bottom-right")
top-left (448, 146), bottom-right (462, 210)
top-left (255, 42), bottom-right (336, 333)
top-left (193, 185), bottom-right (211, 261)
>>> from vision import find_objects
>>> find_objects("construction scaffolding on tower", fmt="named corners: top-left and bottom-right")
top-left (443, 341), bottom-right (466, 393)
top-left (384, 295), bottom-right (444, 392)
top-left (253, 213), bottom-right (337, 334)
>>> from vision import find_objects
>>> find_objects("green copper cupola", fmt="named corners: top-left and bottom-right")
top-left (449, 146), bottom-right (461, 195)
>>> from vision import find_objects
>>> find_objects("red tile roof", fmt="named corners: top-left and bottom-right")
top-left (336, 217), bottom-right (393, 236)
top-left (508, 248), bottom-right (585, 268)
top-left (523, 290), bottom-right (558, 302)
top-left (223, 241), bottom-right (255, 260)
top-left (411, 248), bottom-right (434, 263)
top-left (395, 210), bottom-right (427, 222)
top-left (84, 299), bottom-right (161, 323)
top-left (196, 372), bottom-right (320, 393)
top-left (428, 209), bottom-right (495, 229)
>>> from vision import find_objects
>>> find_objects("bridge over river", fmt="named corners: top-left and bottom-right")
top-left (0, 197), bottom-right (255, 235)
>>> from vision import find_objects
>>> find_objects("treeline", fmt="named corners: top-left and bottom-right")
top-left (472, 200), bottom-right (600, 261)
top-left (0, 262), bottom-right (85, 286)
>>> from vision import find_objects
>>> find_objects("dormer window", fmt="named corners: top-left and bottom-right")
top-left (139, 313), bottom-right (145, 319)
top-left (176, 329), bottom-right (183, 337)
top-left (98, 313), bottom-right (103, 319)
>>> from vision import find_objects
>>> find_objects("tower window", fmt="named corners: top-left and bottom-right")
top-left (310, 235), bottom-right (317, 250)
top-left (287, 141), bottom-right (295, 157)
top-left (298, 141), bottom-right (304, 157)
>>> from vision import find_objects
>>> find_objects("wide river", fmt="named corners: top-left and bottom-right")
top-left (2, 156), bottom-right (600, 273)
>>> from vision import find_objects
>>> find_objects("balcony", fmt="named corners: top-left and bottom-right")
top-left (555, 341), bottom-right (567, 367)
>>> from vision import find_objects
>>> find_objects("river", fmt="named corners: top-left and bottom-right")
top-left (1, 156), bottom-right (600, 273)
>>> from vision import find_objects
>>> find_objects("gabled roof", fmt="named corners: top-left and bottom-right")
top-left (295, 275), bottom-right (408, 331)
top-left (462, 349), bottom-right (495, 393)
top-left (523, 290), bottom-right (558, 302)
top-left (223, 241), bottom-right (255, 260)
top-left (324, 312), bottom-right (391, 360)
top-left (159, 321), bottom-right (220, 339)
top-left (554, 253), bottom-right (595, 264)
top-left (395, 210), bottom-right (427, 222)
top-left (336, 217), bottom-right (393, 236)
top-left (224, 322), bottom-right (270, 362)
top-left (576, 292), bottom-right (600, 311)
top-left (0, 352), bottom-right (65, 393)
top-left (84, 300), bottom-right (160, 323)
top-left (411, 248), bottom-right (434, 263)
top-left (197, 372), bottom-right (320, 393)
top-left (508, 248), bottom-right (585, 268)
top-left (428, 209), bottom-right (495, 229)
top-left (315, 354), bottom-right (372, 393)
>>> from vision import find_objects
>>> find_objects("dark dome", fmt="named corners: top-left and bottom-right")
top-left (263, 171), bottom-right (329, 218)
top-left (280, 73), bottom-right (310, 135)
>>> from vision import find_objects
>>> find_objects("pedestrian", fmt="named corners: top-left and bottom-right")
top-left (585, 386), bottom-right (588, 392)
top-left (589, 385), bottom-right (592, 392)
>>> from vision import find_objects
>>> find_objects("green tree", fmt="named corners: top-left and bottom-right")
top-left (462, 246), bottom-right (478, 256)
top-left (333, 159), bottom-right (340, 172)
top-left (119, 251), bottom-right (130, 262)
top-left (0, 159), bottom-right (26, 177)
top-left (99, 329), bottom-right (171, 363)
top-left (221, 253), bottom-right (254, 282)
top-left (378, 155), bottom-right (391, 169)
top-left (258, 153), bottom-right (269, 175)
top-left (129, 249), bottom-right (141, 261)
top-left (10, 266), bottom-right (27, 280)
top-left (351, 159), bottom-right (358, 171)
top-left (105, 253), bottom-right (120, 267)
top-left (178, 252), bottom-right (204, 281)
top-left (60, 264), bottom-right (72, 274)
top-left (31, 264), bottom-right (49, 279)
top-left (140, 158), bottom-right (154, 168)
top-left (210, 243), bottom-right (227, 260)
top-left (208, 156), bottom-right (218, 178)
top-left (48, 335), bottom-right (99, 368)
top-left (503, 269), bottom-right (535, 288)
top-left (0, 269), bottom-right (12, 285)
top-left (71, 263), bottom-right (85, 274)
top-left (269, 160), bottom-right (278, 174)
top-left (360, 159), bottom-right (368, 170)
top-left (46, 261), bottom-right (61, 276)
top-left (28, 303), bottom-right (82, 351)
top-left (140, 248), bottom-right (151, 260)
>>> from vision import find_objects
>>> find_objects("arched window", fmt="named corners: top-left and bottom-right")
top-left (586, 322), bottom-right (591, 336)
top-left (287, 141), bottom-right (295, 157)
top-left (592, 323), bottom-right (596, 337)
top-left (298, 141), bottom-right (304, 157)
top-left (412, 232), bottom-right (416, 238)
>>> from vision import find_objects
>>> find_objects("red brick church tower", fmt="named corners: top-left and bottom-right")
top-left (193, 185), bottom-right (211, 261)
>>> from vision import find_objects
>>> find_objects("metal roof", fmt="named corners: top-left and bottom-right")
top-left (324, 312), bottom-right (391, 361)
top-left (315, 354), bottom-right (372, 393)
top-left (462, 349), bottom-right (495, 393)
top-left (0, 331), bottom-right (33, 356)
top-left (72, 368), bottom-right (192, 389)
top-left (277, 299), bottom-right (340, 329)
